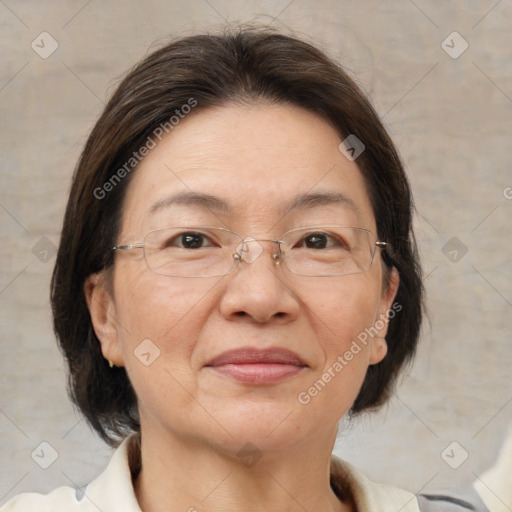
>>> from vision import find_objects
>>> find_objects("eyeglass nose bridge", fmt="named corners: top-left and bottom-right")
top-left (233, 237), bottom-right (284, 266)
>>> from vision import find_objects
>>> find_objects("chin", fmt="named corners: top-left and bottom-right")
top-left (205, 400), bottom-right (314, 452)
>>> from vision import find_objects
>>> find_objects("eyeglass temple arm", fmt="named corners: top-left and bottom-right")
top-left (112, 243), bottom-right (144, 251)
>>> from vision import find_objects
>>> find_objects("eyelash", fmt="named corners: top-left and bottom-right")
top-left (162, 230), bottom-right (349, 251)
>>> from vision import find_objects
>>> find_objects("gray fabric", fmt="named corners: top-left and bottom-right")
top-left (418, 488), bottom-right (490, 512)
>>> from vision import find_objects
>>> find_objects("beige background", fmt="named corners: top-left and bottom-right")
top-left (1, 0), bottom-right (511, 505)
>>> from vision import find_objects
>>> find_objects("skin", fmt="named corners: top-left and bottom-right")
top-left (86, 102), bottom-right (399, 512)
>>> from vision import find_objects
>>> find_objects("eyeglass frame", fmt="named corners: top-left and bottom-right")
top-left (112, 225), bottom-right (389, 278)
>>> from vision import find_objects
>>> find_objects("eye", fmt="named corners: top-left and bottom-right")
top-left (180, 232), bottom-right (207, 249)
top-left (165, 231), bottom-right (215, 249)
top-left (299, 232), bottom-right (348, 250)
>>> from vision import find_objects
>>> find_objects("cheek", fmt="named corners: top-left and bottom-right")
top-left (112, 271), bottom-right (222, 415)
top-left (113, 268), bottom-right (221, 360)
top-left (303, 273), bottom-right (381, 346)
top-left (296, 275), bottom-right (381, 412)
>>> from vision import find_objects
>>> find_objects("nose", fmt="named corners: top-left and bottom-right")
top-left (219, 239), bottom-right (300, 324)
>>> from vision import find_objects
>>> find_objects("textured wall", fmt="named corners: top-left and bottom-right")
top-left (1, 0), bottom-right (511, 505)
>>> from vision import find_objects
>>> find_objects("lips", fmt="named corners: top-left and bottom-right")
top-left (205, 347), bottom-right (306, 367)
top-left (205, 348), bottom-right (307, 385)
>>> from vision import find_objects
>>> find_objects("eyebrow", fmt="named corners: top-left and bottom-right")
top-left (147, 190), bottom-right (360, 218)
top-left (148, 192), bottom-right (230, 215)
top-left (284, 191), bottom-right (360, 217)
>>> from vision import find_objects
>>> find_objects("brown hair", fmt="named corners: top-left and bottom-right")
top-left (51, 26), bottom-right (423, 446)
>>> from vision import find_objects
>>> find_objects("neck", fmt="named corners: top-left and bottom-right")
top-left (133, 427), bottom-right (353, 512)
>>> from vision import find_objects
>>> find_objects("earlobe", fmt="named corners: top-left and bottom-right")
top-left (84, 272), bottom-right (123, 367)
top-left (369, 336), bottom-right (388, 365)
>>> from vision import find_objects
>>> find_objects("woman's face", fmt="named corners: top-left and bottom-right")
top-left (90, 103), bottom-right (398, 456)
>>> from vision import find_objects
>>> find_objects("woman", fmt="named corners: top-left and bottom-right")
top-left (3, 27), bottom-right (484, 512)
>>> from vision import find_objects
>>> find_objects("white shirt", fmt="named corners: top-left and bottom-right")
top-left (473, 424), bottom-right (512, 512)
top-left (1, 436), bottom-right (420, 511)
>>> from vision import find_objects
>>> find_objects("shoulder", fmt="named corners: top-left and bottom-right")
top-left (1, 486), bottom-right (83, 511)
top-left (330, 455), bottom-right (490, 512)
top-left (418, 492), bottom-right (490, 512)
top-left (1, 435), bottom-right (141, 512)
top-left (330, 455), bottom-right (421, 511)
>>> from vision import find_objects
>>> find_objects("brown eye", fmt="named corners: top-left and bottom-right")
top-left (179, 232), bottom-right (206, 249)
top-left (304, 233), bottom-right (329, 249)
top-left (162, 231), bottom-right (211, 249)
top-left (300, 232), bottom-right (349, 250)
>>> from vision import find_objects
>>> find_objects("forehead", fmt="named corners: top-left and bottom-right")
top-left (120, 103), bottom-right (376, 234)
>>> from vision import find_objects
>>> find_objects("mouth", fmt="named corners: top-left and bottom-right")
top-left (204, 348), bottom-right (308, 385)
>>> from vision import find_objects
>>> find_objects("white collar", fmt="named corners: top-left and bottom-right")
top-left (86, 436), bottom-right (419, 512)
top-left (331, 454), bottom-right (420, 511)
top-left (84, 435), bottom-right (142, 511)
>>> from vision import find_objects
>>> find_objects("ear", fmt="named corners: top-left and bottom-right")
top-left (84, 272), bottom-right (124, 367)
top-left (369, 266), bottom-right (400, 365)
